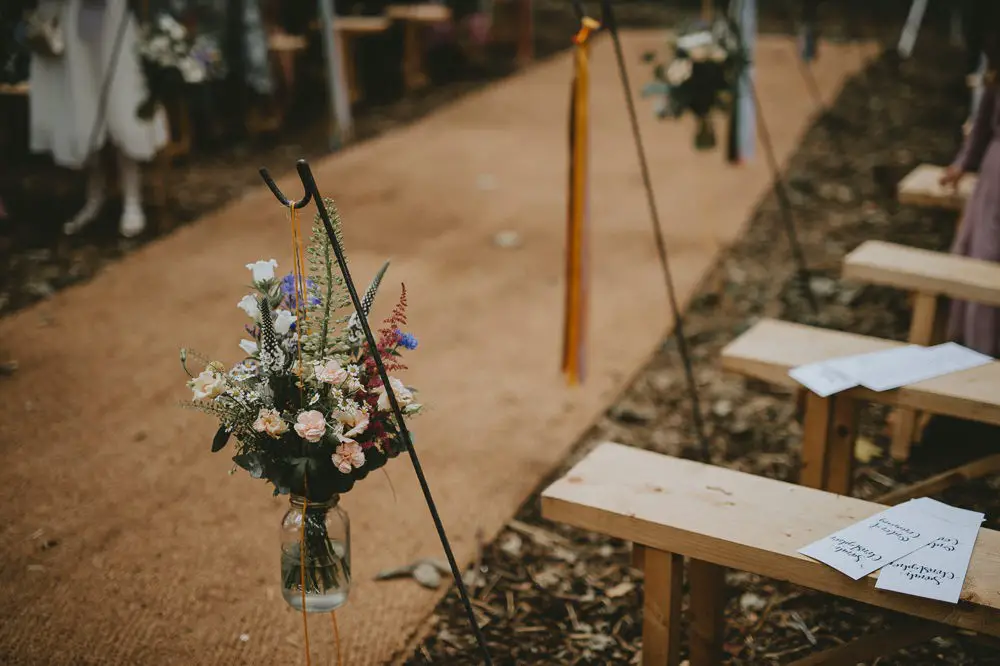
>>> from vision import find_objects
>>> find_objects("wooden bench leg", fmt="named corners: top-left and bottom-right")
top-left (891, 291), bottom-right (937, 460)
top-left (801, 394), bottom-right (858, 494)
top-left (825, 396), bottom-right (859, 495)
top-left (688, 559), bottom-right (725, 666)
top-left (640, 546), bottom-right (683, 666)
top-left (402, 23), bottom-right (429, 92)
top-left (801, 392), bottom-right (833, 489)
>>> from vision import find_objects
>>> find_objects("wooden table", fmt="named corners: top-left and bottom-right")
top-left (335, 16), bottom-right (391, 103)
top-left (387, 4), bottom-right (453, 92)
top-left (0, 82), bottom-right (29, 96)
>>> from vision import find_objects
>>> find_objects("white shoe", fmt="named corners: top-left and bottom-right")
top-left (63, 195), bottom-right (106, 235)
top-left (119, 204), bottom-right (146, 238)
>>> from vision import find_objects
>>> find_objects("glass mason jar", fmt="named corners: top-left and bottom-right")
top-left (279, 495), bottom-right (351, 613)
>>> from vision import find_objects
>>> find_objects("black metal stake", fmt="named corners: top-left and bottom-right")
top-left (596, 0), bottom-right (712, 462)
top-left (746, 80), bottom-right (820, 314)
top-left (259, 161), bottom-right (493, 665)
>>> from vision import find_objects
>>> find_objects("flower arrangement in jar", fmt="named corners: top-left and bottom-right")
top-left (180, 199), bottom-right (421, 612)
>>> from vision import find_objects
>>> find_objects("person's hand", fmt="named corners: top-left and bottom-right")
top-left (939, 165), bottom-right (964, 189)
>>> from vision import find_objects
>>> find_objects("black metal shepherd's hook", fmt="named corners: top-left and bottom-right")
top-left (259, 160), bottom-right (493, 665)
top-left (593, 0), bottom-right (713, 462)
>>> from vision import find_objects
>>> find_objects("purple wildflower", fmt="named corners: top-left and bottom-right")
top-left (396, 330), bottom-right (418, 350)
top-left (280, 273), bottom-right (321, 309)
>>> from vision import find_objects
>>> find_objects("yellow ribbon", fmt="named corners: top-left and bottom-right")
top-left (563, 17), bottom-right (599, 386)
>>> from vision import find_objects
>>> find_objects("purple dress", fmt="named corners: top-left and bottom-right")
top-left (948, 83), bottom-right (1000, 356)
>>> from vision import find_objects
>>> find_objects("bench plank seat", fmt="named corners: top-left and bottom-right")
top-left (721, 319), bottom-right (1000, 427)
top-left (844, 240), bottom-right (1000, 308)
top-left (897, 164), bottom-right (976, 211)
top-left (843, 240), bottom-right (1000, 459)
top-left (541, 442), bottom-right (1000, 638)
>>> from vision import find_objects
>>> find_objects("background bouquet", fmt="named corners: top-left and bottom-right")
top-left (641, 19), bottom-right (746, 149)
top-left (136, 12), bottom-right (222, 119)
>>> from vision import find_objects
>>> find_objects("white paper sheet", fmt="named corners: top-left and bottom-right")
top-left (788, 362), bottom-right (857, 398)
top-left (875, 500), bottom-right (985, 603)
top-left (798, 501), bottom-right (951, 580)
top-left (907, 497), bottom-right (985, 528)
top-left (788, 342), bottom-right (991, 396)
top-left (787, 347), bottom-right (914, 397)
top-left (857, 342), bottom-right (992, 392)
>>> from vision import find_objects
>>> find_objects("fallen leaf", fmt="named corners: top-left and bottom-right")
top-left (854, 436), bottom-right (883, 464)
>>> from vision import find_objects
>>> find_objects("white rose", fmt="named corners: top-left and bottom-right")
top-left (375, 377), bottom-right (414, 412)
top-left (237, 295), bottom-right (259, 319)
top-left (178, 57), bottom-right (205, 84)
top-left (239, 339), bottom-right (259, 356)
top-left (666, 58), bottom-right (693, 86)
top-left (188, 369), bottom-right (225, 400)
top-left (688, 45), bottom-right (710, 62)
top-left (246, 259), bottom-right (278, 283)
top-left (274, 309), bottom-right (296, 335)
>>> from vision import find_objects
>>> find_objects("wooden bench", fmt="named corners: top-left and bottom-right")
top-left (387, 4), bottom-right (453, 92)
top-left (897, 164), bottom-right (976, 212)
top-left (844, 240), bottom-right (1000, 460)
top-left (721, 319), bottom-right (1000, 500)
top-left (542, 442), bottom-right (1000, 665)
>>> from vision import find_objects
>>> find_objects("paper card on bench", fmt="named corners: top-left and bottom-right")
top-left (821, 345), bottom-right (919, 384)
top-left (907, 497), bottom-right (985, 527)
top-left (788, 362), bottom-right (857, 397)
top-left (788, 346), bottom-right (920, 397)
top-left (875, 501), bottom-right (984, 603)
top-left (798, 502), bottom-right (950, 580)
top-left (856, 343), bottom-right (992, 392)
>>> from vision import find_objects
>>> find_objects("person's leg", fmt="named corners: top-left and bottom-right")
top-left (117, 148), bottom-right (146, 238)
top-left (63, 159), bottom-right (107, 235)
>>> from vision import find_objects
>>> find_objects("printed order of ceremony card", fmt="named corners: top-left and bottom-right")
top-left (875, 498), bottom-right (985, 603)
top-left (788, 343), bottom-right (991, 397)
top-left (798, 501), bottom-right (952, 580)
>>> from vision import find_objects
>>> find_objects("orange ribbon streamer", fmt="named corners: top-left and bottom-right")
top-left (563, 17), bottom-right (599, 386)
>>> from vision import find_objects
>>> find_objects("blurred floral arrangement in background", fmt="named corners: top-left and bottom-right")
top-left (136, 13), bottom-right (223, 119)
top-left (640, 19), bottom-right (746, 150)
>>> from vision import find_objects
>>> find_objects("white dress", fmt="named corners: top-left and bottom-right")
top-left (29, 0), bottom-right (168, 170)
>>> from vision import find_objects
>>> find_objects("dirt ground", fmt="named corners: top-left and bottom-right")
top-left (0, 18), bottom-right (875, 666)
top-left (407, 27), bottom-right (1000, 666)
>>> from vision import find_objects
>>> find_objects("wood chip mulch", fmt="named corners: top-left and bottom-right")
top-left (404, 25), bottom-right (1000, 666)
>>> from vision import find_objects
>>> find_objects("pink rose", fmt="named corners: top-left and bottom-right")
top-left (293, 410), bottom-right (327, 443)
top-left (314, 359), bottom-right (349, 385)
top-left (332, 441), bottom-right (366, 474)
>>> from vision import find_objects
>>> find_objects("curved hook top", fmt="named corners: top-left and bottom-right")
top-left (258, 165), bottom-right (313, 209)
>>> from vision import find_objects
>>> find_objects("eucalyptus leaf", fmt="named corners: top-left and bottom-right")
top-left (211, 426), bottom-right (231, 453)
top-left (374, 564), bottom-right (416, 580)
top-left (233, 452), bottom-right (264, 478)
